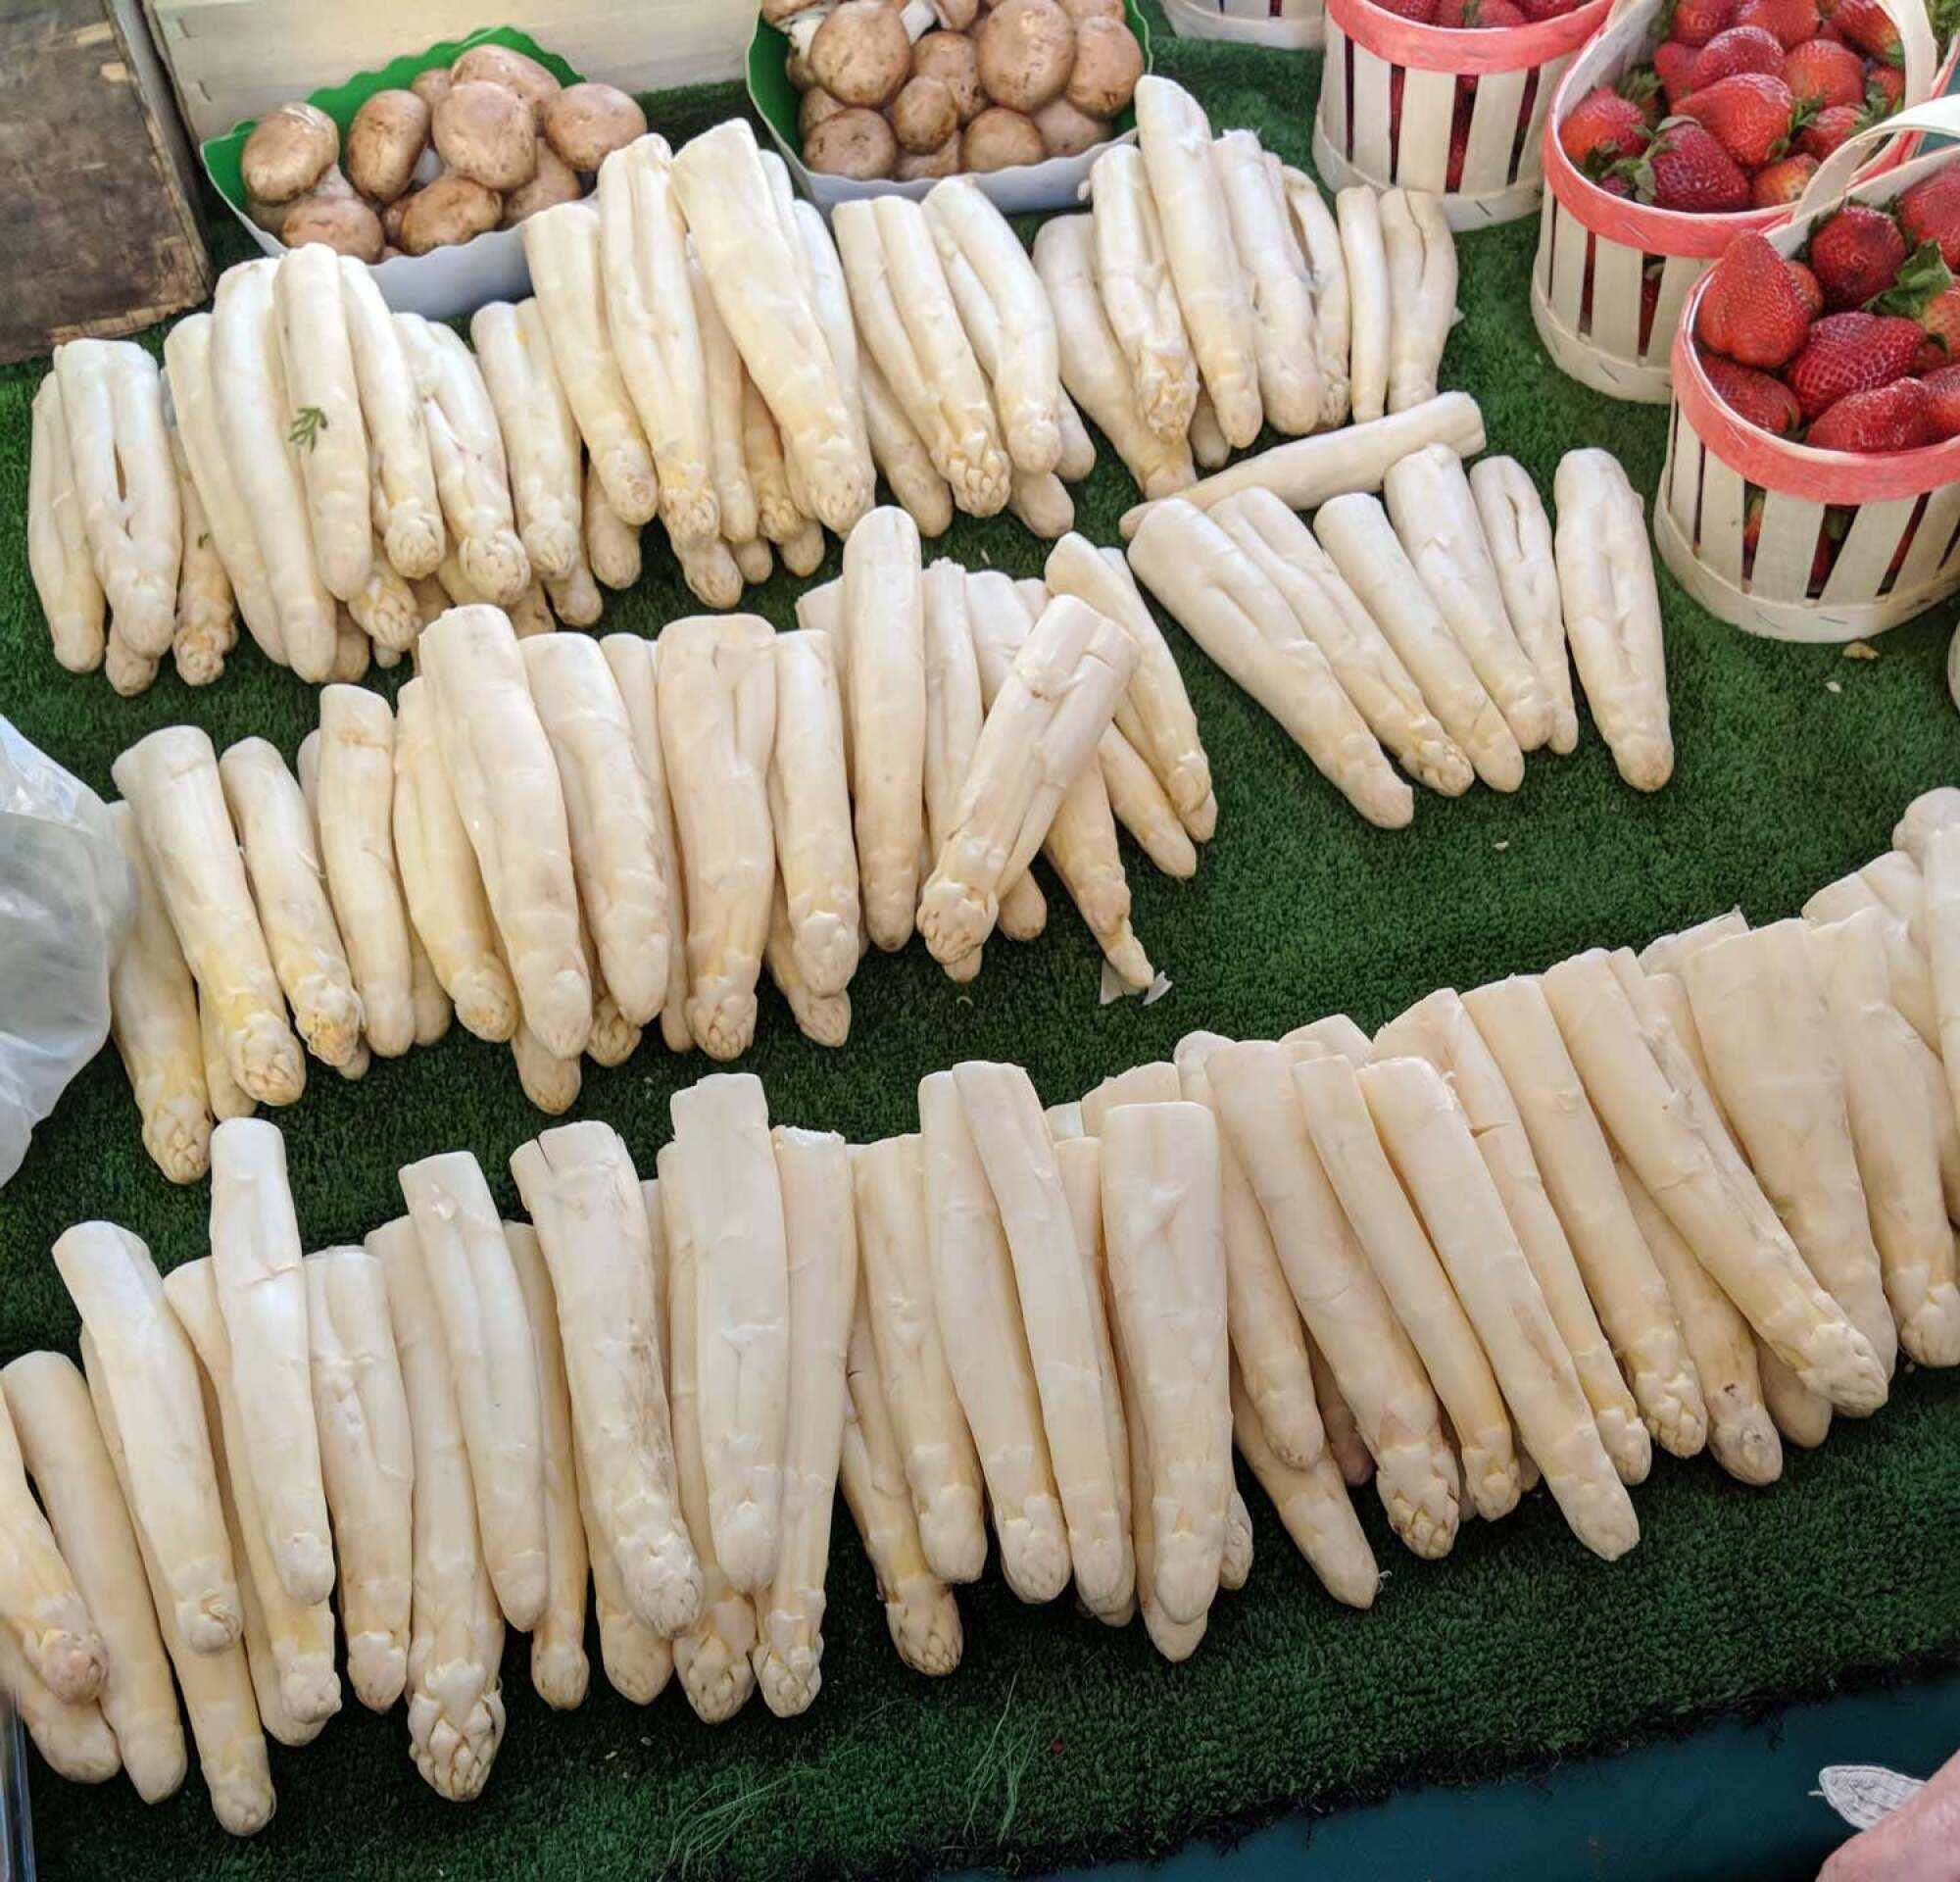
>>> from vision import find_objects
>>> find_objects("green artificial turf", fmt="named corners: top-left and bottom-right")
top-left (2, 13), bottom-right (1959, 1878)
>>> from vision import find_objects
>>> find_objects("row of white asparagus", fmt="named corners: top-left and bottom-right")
top-left (102, 518), bottom-right (1224, 1181)
top-left (13, 797), bottom-right (1960, 1830)
top-left (26, 71), bottom-right (1462, 697)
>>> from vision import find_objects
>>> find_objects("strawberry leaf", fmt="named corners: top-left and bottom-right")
top-left (1869, 238), bottom-right (1955, 316)
top-left (1618, 66), bottom-right (1663, 105)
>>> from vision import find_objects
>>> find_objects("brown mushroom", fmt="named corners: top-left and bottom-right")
top-left (1031, 94), bottom-right (1110, 157)
top-left (500, 143), bottom-right (584, 226)
top-left (450, 44), bottom-right (563, 122)
top-left (891, 75), bottom-right (960, 153)
top-left (800, 86), bottom-right (850, 141)
top-left (344, 89), bottom-right (431, 204)
top-left (241, 101), bottom-right (338, 206)
top-left (961, 104), bottom-right (1047, 171)
top-left (380, 193), bottom-right (412, 247)
top-left (804, 107), bottom-right (900, 178)
top-left (809, 1), bottom-right (914, 110)
top-left (787, 49), bottom-right (819, 90)
top-left (896, 134), bottom-right (964, 180)
top-left (398, 173), bottom-right (504, 254)
top-left (433, 80), bottom-right (538, 190)
top-left (411, 68), bottom-right (454, 113)
top-left (281, 193), bottom-right (385, 262)
top-left (1066, 18), bottom-right (1143, 118)
top-left (976, 0), bottom-right (1078, 113)
top-left (934, 0), bottom-right (982, 24)
top-left (1056, 0), bottom-right (1127, 19)
top-left (543, 82), bottom-right (648, 173)
top-left (911, 31), bottom-right (986, 124)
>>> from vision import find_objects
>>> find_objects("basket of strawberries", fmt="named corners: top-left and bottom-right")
top-left (1313, 0), bottom-right (1615, 228)
top-left (1655, 99), bottom-right (1960, 638)
top-left (1163, 0), bottom-right (1326, 49)
top-left (1531, 0), bottom-right (1944, 401)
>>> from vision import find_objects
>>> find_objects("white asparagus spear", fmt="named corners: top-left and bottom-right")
top-left (1386, 444), bottom-right (1552, 752)
top-left (397, 1153), bottom-right (549, 1628)
top-left (206, 1118), bottom-right (333, 1606)
top-left (1470, 456), bottom-right (1576, 755)
top-left (27, 373), bottom-right (108, 671)
top-left (753, 1129), bottom-right (857, 1716)
top-left (1099, 728), bottom-right (1195, 876)
top-left (1552, 449), bottom-right (1673, 792)
top-left (1808, 911), bottom-right (1960, 1366)
top-left (602, 636), bottom-right (692, 1052)
top-left (1206, 491), bottom-right (1473, 798)
top-left (791, 199), bottom-right (879, 520)
top-left (113, 726), bottom-right (305, 1107)
top-left (741, 371), bottom-right (800, 548)
top-left (1375, 989), bottom-right (1648, 1485)
top-left (656, 1148), bottom-right (758, 1722)
top-left (688, 251), bottom-right (758, 550)
top-left (599, 136), bottom-right (718, 546)
top-left (1892, 785), bottom-right (1960, 864)
top-left (1215, 131), bottom-right (1321, 435)
top-left (105, 801), bottom-right (212, 1183)
top-left (918, 1068), bottom-right (1065, 1607)
top-left (769, 628), bottom-right (861, 997)
top-left (1682, 922), bottom-right (1898, 1383)
top-left (921, 560), bottom-right (988, 984)
top-left (1175, 1033), bottom-right (1324, 1470)
top-left (164, 1259), bottom-right (340, 1727)
top-left (2, 1354), bottom-right (184, 1798)
top-left (1111, 1277), bottom-right (1201, 1659)
top-left (1612, 1157), bottom-right (1781, 1486)
top-left (1335, 187), bottom-right (1391, 425)
top-left (469, 299), bottom-right (582, 581)
top-left (338, 258), bottom-right (443, 578)
top-left (953, 1063), bottom-right (1128, 1610)
top-left (1803, 869), bottom-right (1939, 1050)
top-left (840, 1289), bottom-right (962, 1673)
top-left (0, 1385), bottom-right (103, 1707)
top-left (1086, 148), bottom-right (1198, 446)
top-left (1100, 1101), bottom-right (1233, 1624)
top-left (218, 738), bottom-right (361, 1069)
top-left (657, 614), bottom-right (776, 1060)
top-left (852, 1136), bottom-right (988, 1582)
top-left (1379, 190), bottom-right (1456, 414)
top-left (499, 1223), bottom-right (589, 1710)
top-left (199, 989), bottom-right (256, 1123)
top-left (1128, 499), bottom-right (1414, 825)
top-left (1079, 1061), bottom-right (1182, 1136)
top-left (520, 632), bottom-right (669, 1026)
top-left (1219, 1489), bottom-right (1253, 1592)
top-left (304, 1245), bottom-right (413, 1712)
top-left (1312, 493), bottom-right (1522, 793)
top-left (1306, 1331), bottom-right (1373, 1487)
top-left (1927, 825), bottom-right (1960, 1174)
top-left (419, 603), bottom-right (591, 1059)
top-left (1045, 534), bottom-right (1215, 833)
top-left (370, 1217), bottom-right (507, 1802)
top-left (1277, 165), bottom-right (1350, 426)
top-left (1460, 976), bottom-right (1707, 1458)
top-left (521, 201), bottom-right (659, 525)
top-left (1134, 78), bottom-right (1260, 446)
top-left (78, 1333), bottom-right (271, 1834)
top-left (1540, 949), bottom-right (1888, 1413)
top-left (1188, 386), bottom-right (1229, 470)
top-left (1294, 1054), bottom-right (1521, 1521)
top-left (668, 1075), bottom-right (792, 1596)
top-left (511, 1123), bottom-right (701, 1633)
top-left (584, 460), bottom-right (644, 589)
top-left (1759, 1344), bottom-right (1834, 1448)
top-left (167, 400), bottom-right (236, 684)
top-left (858, 348), bottom-right (955, 538)
top-left (674, 121), bottom-right (869, 532)
top-left (316, 684), bottom-right (415, 1058)
top-left (1206, 1042), bottom-right (1459, 1557)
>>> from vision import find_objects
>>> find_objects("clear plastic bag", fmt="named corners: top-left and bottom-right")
top-left (0, 718), bottom-right (134, 1187)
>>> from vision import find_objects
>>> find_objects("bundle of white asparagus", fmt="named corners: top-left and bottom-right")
top-left (103, 548), bottom-right (1208, 1172)
top-left (29, 85), bottom-right (1471, 697)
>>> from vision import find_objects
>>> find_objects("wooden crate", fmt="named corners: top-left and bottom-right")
top-left (0, 0), bottom-right (212, 365)
top-left (145, 0), bottom-right (754, 146)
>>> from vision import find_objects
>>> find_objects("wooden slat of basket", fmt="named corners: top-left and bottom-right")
top-left (1398, 68), bottom-right (1458, 191)
top-left (1822, 497), bottom-right (1918, 606)
top-left (1355, 48), bottom-right (1395, 180)
top-left (1896, 484), bottom-right (1960, 594)
top-left (1663, 406), bottom-right (1700, 541)
top-left (1463, 68), bottom-right (1527, 196)
top-left (1753, 490), bottom-right (1828, 602)
top-left (1647, 256), bottom-right (1704, 370)
top-left (1591, 236), bottom-right (1645, 363)
top-left (1699, 448), bottom-right (1748, 589)
top-left (1323, 21), bottom-right (1350, 150)
top-left (1549, 205), bottom-right (1588, 329)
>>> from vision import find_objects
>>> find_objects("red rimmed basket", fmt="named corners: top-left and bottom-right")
top-left (1164, 0), bottom-right (1326, 47)
top-left (1312, 0), bottom-right (1613, 227)
top-left (1532, 0), bottom-right (1945, 402)
top-left (1656, 100), bottom-right (1960, 641)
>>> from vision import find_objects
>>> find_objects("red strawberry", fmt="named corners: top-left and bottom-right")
top-left (1626, 117), bottom-right (1752, 209)
top-left (1788, 258), bottom-right (1826, 314)
top-left (1436, 0), bottom-right (1526, 24)
top-left (1446, 98), bottom-right (1473, 187)
top-left (1921, 363), bottom-right (1960, 440)
top-left (1797, 100), bottom-right (1864, 154)
top-left (1691, 22), bottom-right (1788, 83)
top-left (1642, 267), bottom-right (1663, 347)
top-left (1752, 152), bottom-right (1819, 202)
top-left (1868, 64), bottom-right (1906, 109)
top-left (1560, 85), bottom-right (1654, 166)
top-left (1902, 173), bottom-right (1960, 268)
top-left (1668, 0), bottom-right (1740, 44)
top-left (1807, 376), bottom-right (1933, 450)
top-left (1913, 285), bottom-right (1960, 370)
top-left (1742, 493), bottom-right (1837, 582)
top-left (1831, 0), bottom-right (1902, 60)
top-left (1678, 74), bottom-right (1807, 168)
top-left (1653, 41), bottom-right (1703, 105)
top-left (1815, 11), bottom-right (1845, 34)
top-left (1517, 0), bottom-right (1579, 18)
top-left (1697, 231), bottom-right (1816, 362)
top-left (1809, 201), bottom-right (1908, 306)
top-left (1700, 349), bottom-right (1805, 431)
top-left (1781, 35), bottom-right (1867, 103)
top-left (1785, 310), bottom-right (1925, 415)
top-left (1375, 0), bottom-right (1441, 18)
top-left (1737, 0), bottom-right (1819, 43)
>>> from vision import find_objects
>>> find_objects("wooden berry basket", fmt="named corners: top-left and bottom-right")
top-left (1312, 0), bottom-right (1611, 229)
top-left (1656, 100), bottom-right (1960, 642)
top-left (1163, 0), bottom-right (1325, 49)
top-left (1532, 0), bottom-right (1941, 403)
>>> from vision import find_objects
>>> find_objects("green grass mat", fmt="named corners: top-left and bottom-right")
top-left (2, 14), bottom-right (1958, 1877)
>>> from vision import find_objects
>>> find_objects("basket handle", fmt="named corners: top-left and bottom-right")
top-left (1792, 92), bottom-right (1960, 219)
top-left (1601, 0), bottom-right (1647, 31)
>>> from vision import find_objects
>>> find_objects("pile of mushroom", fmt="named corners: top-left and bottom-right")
top-left (775, 0), bottom-right (1146, 181)
top-left (239, 46), bottom-right (649, 263)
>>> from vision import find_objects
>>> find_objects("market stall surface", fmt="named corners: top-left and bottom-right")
top-left (0, 11), bottom-right (1956, 1879)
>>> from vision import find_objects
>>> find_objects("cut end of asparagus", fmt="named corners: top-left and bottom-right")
top-left (1597, 1410), bottom-right (1653, 1488)
top-left (1708, 1406), bottom-right (1784, 1489)
top-left (530, 1636), bottom-right (592, 1712)
top-left (145, 1096), bottom-right (214, 1185)
top-left (619, 1532), bottom-right (704, 1639)
top-left (179, 1585), bottom-right (244, 1657)
top-left (408, 1682), bottom-right (506, 1804)
top-left (888, 1578), bottom-right (963, 1676)
top-left (281, 1660), bottom-right (344, 1729)
top-left (347, 1633), bottom-right (410, 1713)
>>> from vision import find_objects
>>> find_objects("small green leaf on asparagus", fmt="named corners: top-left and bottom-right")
top-left (288, 405), bottom-right (327, 452)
